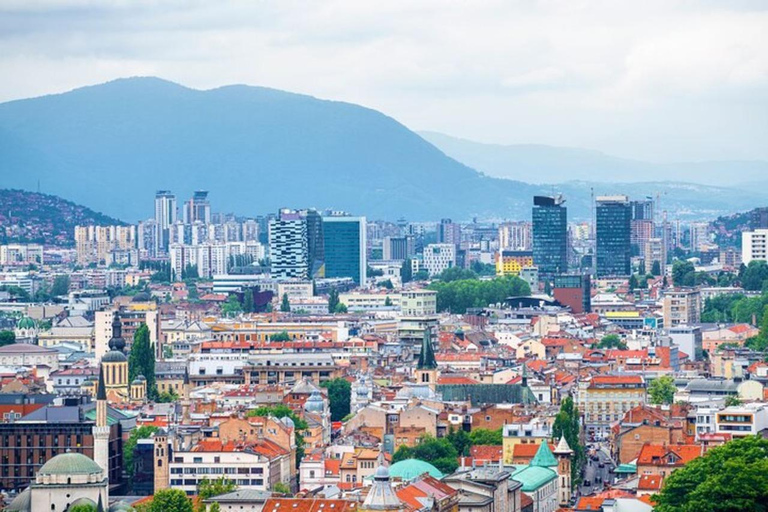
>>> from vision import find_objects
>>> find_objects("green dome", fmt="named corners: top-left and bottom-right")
top-left (102, 350), bottom-right (127, 363)
top-left (17, 317), bottom-right (36, 329)
top-left (68, 497), bottom-right (96, 510)
top-left (39, 452), bottom-right (103, 476)
top-left (388, 459), bottom-right (443, 480)
top-left (6, 488), bottom-right (30, 512)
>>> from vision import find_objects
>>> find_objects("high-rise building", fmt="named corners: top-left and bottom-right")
top-left (643, 237), bottom-right (666, 275)
top-left (322, 216), bottom-right (367, 284)
top-left (183, 190), bottom-right (211, 224)
top-left (423, 243), bottom-right (456, 276)
top-left (154, 190), bottom-right (176, 252)
top-left (663, 288), bottom-right (701, 328)
top-left (742, 229), bottom-right (768, 265)
top-left (383, 236), bottom-right (415, 260)
top-left (269, 210), bottom-right (309, 279)
top-left (750, 207), bottom-right (768, 230)
top-left (595, 195), bottom-right (631, 277)
top-left (438, 218), bottom-right (461, 247)
top-left (499, 221), bottom-right (531, 250)
top-left (532, 196), bottom-right (567, 275)
top-left (305, 210), bottom-right (325, 278)
top-left (137, 219), bottom-right (158, 258)
top-left (689, 222), bottom-right (711, 252)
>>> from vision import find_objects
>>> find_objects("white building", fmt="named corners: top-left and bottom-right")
top-left (715, 403), bottom-right (768, 438)
top-left (423, 243), bottom-right (456, 276)
top-left (0, 244), bottom-right (43, 266)
top-left (742, 229), bottom-right (768, 265)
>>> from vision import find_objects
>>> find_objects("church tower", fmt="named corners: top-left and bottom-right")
top-left (554, 436), bottom-right (573, 506)
top-left (415, 328), bottom-right (439, 390)
top-left (93, 364), bottom-right (111, 498)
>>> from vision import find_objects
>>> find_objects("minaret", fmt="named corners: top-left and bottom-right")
top-left (554, 436), bottom-right (574, 506)
top-left (415, 328), bottom-right (438, 390)
top-left (94, 364), bottom-right (111, 498)
top-left (180, 368), bottom-right (191, 424)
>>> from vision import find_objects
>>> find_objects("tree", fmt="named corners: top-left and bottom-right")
top-left (428, 275), bottom-right (531, 314)
top-left (157, 389), bottom-right (179, 403)
top-left (247, 405), bottom-right (307, 467)
top-left (392, 435), bottom-right (458, 474)
top-left (128, 323), bottom-right (156, 399)
top-left (51, 275), bottom-right (70, 296)
top-left (0, 330), bottom-right (15, 347)
top-left (724, 395), bottom-right (742, 407)
top-left (197, 476), bottom-right (236, 503)
top-left (629, 274), bottom-right (638, 291)
top-left (270, 330), bottom-right (291, 342)
top-left (651, 260), bottom-right (662, 276)
top-left (596, 334), bottom-right (627, 350)
top-left (401, 259), bottom-right (413, 283)
top-left (468, 428), bottom-right (503, 446)
top-left (321, 378), bottom-right (351, 421)
top-left (741, 260), bottom-right (768, 291)
top-left (437, 267), bottom-right (478, 282)
top-left (328, 288), bottom-right (340, 313)
top-left (272, 482), bottom-right (291, 495)
top-left (653, 436), bottom-right (768, 512)
top-left (280, 293), bottom-right (291, 312)
top-left (243, 288), bottom-right (254, 313)
top-left (334, 302), bottom-right (348, 314)
top-left (648, 375), bottom-right (676, 405)
top-left (68, 505), bottom-right (97, 512)
top-left (672, 260), bottom-right (695, 286)
top-left (445, 427), bottom-right (472, 456)
top-left (124, 425), bottom-right (159, 478)
top-left (381, 279), bottom-right (394, 290)
top-left (384, 296), bottom-right (393, 307)
top-left (187, 283), bottom-right (199, 301)
top-left (413, 269), bottom-right (430, 281)
top-left (221, 294), bottom-right (243, 317)
top-left (147, 489), bottom-right (194, 512)
top-left (552, 396), bottom-right (584, 487)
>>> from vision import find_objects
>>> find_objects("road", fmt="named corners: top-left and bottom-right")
top-left (577, 444), bottom-right (616, 497)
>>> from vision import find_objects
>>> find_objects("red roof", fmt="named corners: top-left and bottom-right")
top-left (263, 499), bottom-right (358, 512)
top-left (637, 443), bottom-right (701, 466)
top-left (575, 496), bottom-right (604, 510)
top-left (438, 376), bottom-right (479, 385)
top-left (590, 375), bottom-right (643, 386)
top-left (470, 445), bottom-right (503, 461)
top-left (638, 474), bottom-right (663, 491)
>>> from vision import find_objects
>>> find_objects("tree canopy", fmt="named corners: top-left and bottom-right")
top-left (552, 396), bottom-right (584, 487)
top-left (428, 275), bottom-right (530, 313)
top-left (469, 428), bottom-right (503, 446)
top-left (128, 323), bottom-right (156, 398)
top-left (596, 334), bottom-right (627, 350)
top-left (320, 378), bottom-right (351, 421)
top-left (648, 375), bottom-right (677, 405)
top-left (281, 293), bottom-right (291, 312)
top-left (0, 330), bottom-right (15, 347)
top-left (142, 489), bottom-right (194, 512)
top-left (740, 260), bottom-right (768, 291)
top-left (124, 425), bottom-right (159, 480)
top-left (392, 435), bottom-right (458, 474)
top-left (221, 294), bottom-right (243, 317)
top-left (653, 436), bottom-right (768, 512)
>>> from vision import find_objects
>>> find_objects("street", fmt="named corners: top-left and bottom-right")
top-left (577, 444), bottom-right (616, 497)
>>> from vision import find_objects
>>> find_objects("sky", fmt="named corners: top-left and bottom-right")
top-left (0, 0), bottom-right (766, 163)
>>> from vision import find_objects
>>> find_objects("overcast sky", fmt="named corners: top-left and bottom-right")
top-left (1, 0), bottom-right (766, 162)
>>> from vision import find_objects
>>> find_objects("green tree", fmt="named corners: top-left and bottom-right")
top-left (437, 267), bottom-right (478, 282)
top-left (280, 293), bottom-right (291, 312)
top-left (381, 279), bottom-right (394, 290)
top-left (0, 330), bottom-right (15, 347)
top-left (320, 378), bottom-right (351, 422)
top-left (272, 482), bottom-right (291, 495)
top-left (51, 275), bottom-right (71, 296)
top-left (552, 396), bottom-right (584, 487)
top-left (446, 428), bottom-right (472, 456)
top-left (596, 334), bottom-right (627, 350)
top-left (247, 405), bottom-right (307, 467)
top-left (741, 260), bottom-right (768, 291)
top-left (328, 288), bottom-right (340, 312)
top-left (243, 289), bottom-right (254, 313)
top-left (124, 425), bottom-right (159, 478)
top-left (401, 259), bottom-right (413, 283)
top-left (197, 476), bottom-right (236, 500)
top-left (148, 488), bottom-right (194, 512)
top-left (428, 275), bottom-right (531, 314)
top-left (648, 375), bottom-right (676, 405)
top-left (334, 302), bottom-right (348, 314)
top-left (724, 395), bottom-right (742, 407)
top-left (187, 283), bottom-right (199, 301)
top-left (654, 436), bottom-right (768, 512)
top-left (468, 428), bottom-right (503, 446)
top-left (157, 389), bottom-right (179, 403)
top-left (651, 260), bottom-right (662, 276)
top-left (384, 296), bottom-right (393, 307)
top-left (68, 505), bottom-right (97, 512)
top-left (270, 330), bottom-right (291, 342)
top-left (413, 269), bottom-right (430, 281)
top-left (672, 260), bottom-right (695, 286)
top-left (392, 435), bottom-right (458, 474)
top-left (221, 294), bottom-right (243, 317)
top-left (629, 274), bottom-right (638, 291)
top-left (128, 323), bottom-right (156, 399)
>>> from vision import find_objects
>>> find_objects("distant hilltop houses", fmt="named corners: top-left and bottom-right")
top-left (0, 189), bottom-right (767, 511)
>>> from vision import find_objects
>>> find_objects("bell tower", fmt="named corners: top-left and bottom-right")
top-left (153, 430), bottom-right (170, 492)
top-left (415, 328), bottom-right (439, 390)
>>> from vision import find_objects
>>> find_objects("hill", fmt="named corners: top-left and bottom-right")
top-left (0, 189), bottom-right (124, 246)
top-left (420, 131), bottom-right (768, 187)
top-left (0, 77), bottom-right (764, 222)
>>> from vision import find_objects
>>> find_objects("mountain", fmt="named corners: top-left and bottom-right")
top-left (0, 77), bottom-right (541, 222)
top-left (0, 77), bottom-right (764, 222)
top-left (0, 189), bottom-right (124, 246)
top-left (419, 131), bottom-right (768, 187)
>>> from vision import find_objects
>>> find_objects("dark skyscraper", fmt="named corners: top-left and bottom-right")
top-left (532, 195), bottom-right (568, 275)
top-left (596, 195), bottom-right (631, 276)
top-left (322, 215), bottom-right (367, 284)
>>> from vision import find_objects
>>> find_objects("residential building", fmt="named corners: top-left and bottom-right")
top-left (532, 196), bottom-right (567, 275)
top-left (669, 325), bottom-right (703, 362)
top-left (595, 196), bottom-right (631, 277)
top-left (742, 229), bottom-right (768, 264)
top-left (183, 190), bottom-right (211, 224)
top-left (0, 244), bottom-right (43, 266)
top-left (496, 251), bottom-right (534, 277)
top-left (715, 403), bottom-right (768, 438)
top-left (269, 209), bottom-right (312, 279)
top-left (662, 288), bottom-right (701, 328)
top-left (154, 190), bottom-right (177, 253)
top-left (438, 218), bottom-right (462, 247)
top-left (499, 221), bottom-right (531, 251)
top-left (423, 244), bottom-right (456, 276)
top-left (580, 375), bottom-right (646, 436)
top-left (643, 238), bottom-right (665, 275)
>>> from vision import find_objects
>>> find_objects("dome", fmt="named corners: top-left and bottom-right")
top-left (280, 416), bottom-right (295, 429)
top-left (39, 452), bottom-right (103, 476)
top-left (68, 497), bottom-right (96, 510)
top-left (102, 350), bottom-right (127, 363)
top-left (374, 465), bottom-right (390, 480)
top-left (356, 384), bottom-right (369, 396)
top-left (16, 317), bottom-right (36, 330)
top-left (109, 502), bottom-right (134, 512)
top-left (6, 488), bottom-right (30, 512)
top-left (304, 389), bottom-right (324, 413)
top-left (388, 459), bottom-right (443, 481)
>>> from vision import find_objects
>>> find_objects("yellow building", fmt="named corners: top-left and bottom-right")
top-left (496, 250), bottom-right (534, 277)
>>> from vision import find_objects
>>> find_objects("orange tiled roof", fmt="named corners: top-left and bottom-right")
top-left (638, 474), bottom-right (663, 491)
top-left (513, 443), bottom-right (555, 458)
top-left (438, 376), bottom-right (479, 385)
top-left (575, 496), bottom-right (604, 510)
top-left (263, 499), bottom-right (358, 512)
top-left (470, 445), bottom-right (503, 461)
top-left (590, 375), bottom-right (643, 386)
top-left (637, 443), bottom-right (701, 466)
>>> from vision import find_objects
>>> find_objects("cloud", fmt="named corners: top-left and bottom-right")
top-left (0, 0), bottom-right (766, 162)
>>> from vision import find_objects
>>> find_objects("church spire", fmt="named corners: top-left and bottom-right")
top-left (97, 363), bottom-right (107, 401)
top-left (108, 311), bottom-right (125, 353)
top-left (417, 328), bottom-right (437, 369)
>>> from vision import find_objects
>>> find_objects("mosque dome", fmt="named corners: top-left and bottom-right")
top-left (304, 389), bottom-right (324, 413)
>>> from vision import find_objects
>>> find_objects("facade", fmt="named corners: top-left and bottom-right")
top-left (595, 196), bottom-right (631, 277)
top-left (742, 229), bottom-right (768, 264)
top-left (154, 190), bottom-right (177, 253)
top-left (499, 222), bottom-right (531, 251)
top-left (669, 325), bottom-right (703, 362)
top-left (580, 375), bottom-right (646, 436)
top-left (552, 274), bottom-right (591, 314)
top-left (662, 288), bottom-right (701, 328)
top-left (532, 196), bottom-right (567, 275)
top-left (323, 215), bottom-right (367, 284)
top-left (423, 244), bottom-right (456, 276)
top-left (0, 244), bottom-right (43, 266)
top-left (383, 236), bottom-right (415, 260)
top-left (715, 403), bottom-right (768, 438)
top-left (438, 218), bottom-right (462, 247)
top-left (269, 210), bottom-right (310, 279)
top-left (643, 237), bottom-right (666, 275)
top-left (74, 225), bottom-right (137, 266)
top-left (496, 251), bottom-right (534, 277)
